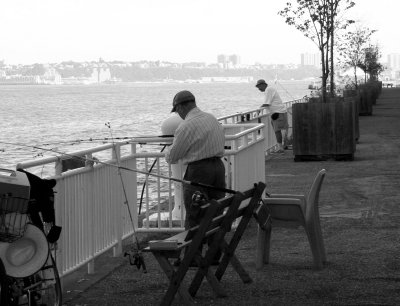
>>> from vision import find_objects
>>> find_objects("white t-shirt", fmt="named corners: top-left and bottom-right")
top-left (261, 86), bottom-right (287, 113)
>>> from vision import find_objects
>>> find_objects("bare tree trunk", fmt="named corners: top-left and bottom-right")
top-left (330, 1), bottom-right (335, 97)
top-left (324, 41), bottom-right (330, 102)
top-left (321, 46), bottom-right (327, 103)
top-left (354, 66), bottom-right (358, 89)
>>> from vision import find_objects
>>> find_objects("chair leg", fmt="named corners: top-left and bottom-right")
top-left (314, 219), bottom-right (327, 263)
top-left (256, 225), bottom-right (271, 269)
top-left (304, 225), bottom-right (324, 270)
top-left (264, 225), bottom-right (272, 264)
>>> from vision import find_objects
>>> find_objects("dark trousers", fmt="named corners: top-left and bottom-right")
top-left (183, 157), bottom-right (225, 261)
top-left (183, 157), bottom-right (226, 229)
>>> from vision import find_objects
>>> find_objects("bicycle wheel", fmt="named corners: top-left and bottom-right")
top-left (0, 258), bottom-right (9, 305)
top-left (9, 252), bottom-right (62, 306)
top-left (29, 252), bottom-right (62, 306)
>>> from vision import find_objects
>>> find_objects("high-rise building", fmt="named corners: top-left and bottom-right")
top-left (217, 54), bottom-right (240, 69)
top-left (387, 53), bottom-right (400, 71)
top-left (217, 54), bottom-right (227, 65)
top-left (229, 54), bottom-right (240, 66)
top-left (301, 53), bottom-right (320, 67)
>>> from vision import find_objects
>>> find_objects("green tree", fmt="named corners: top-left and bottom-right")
top-left (279, 0), bottom-right (355, 101)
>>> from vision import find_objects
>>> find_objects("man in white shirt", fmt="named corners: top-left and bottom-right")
top-left (256, 79), bottom-right (288, 153)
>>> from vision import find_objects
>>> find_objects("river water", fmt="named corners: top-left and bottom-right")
top-left (1, 80), bottom-right (311, 171)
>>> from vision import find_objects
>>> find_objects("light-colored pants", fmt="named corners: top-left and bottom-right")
top-left (271, 112), bottom-right (289, 132)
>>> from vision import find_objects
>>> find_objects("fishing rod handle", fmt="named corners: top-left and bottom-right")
top-left (187, 180), bottom-right (236, 194)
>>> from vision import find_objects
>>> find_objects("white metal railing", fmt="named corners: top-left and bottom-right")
top-left (16, 122), bottom-right (265, 278)
top-left (218, 97), bottom-right (306, 152)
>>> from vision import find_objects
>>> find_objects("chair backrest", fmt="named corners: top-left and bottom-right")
top-left (185, 182), bottom-right (266, 242)
top-left (305, 169), bottom-right (326, 221)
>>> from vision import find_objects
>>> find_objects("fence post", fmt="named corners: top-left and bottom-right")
top-left (54, 159), bottom-right (65, 278)
top-left (85, 153), bottom-right (95, 274)
top-left (112, 145), bottom-right (123, 257)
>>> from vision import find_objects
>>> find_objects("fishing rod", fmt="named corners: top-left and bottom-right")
top-left (276, 81), bottom-right (296, 101)
top-left (1, 141), bottom-right (237, 194)
top-left (138, 144), bottom-right (168, 215)
top-left (267, 73), bottom-right (297, 102)
top-left (105, 122), bottom-right (147, 273)
top-left (39, 135), bottom-right (174, 147)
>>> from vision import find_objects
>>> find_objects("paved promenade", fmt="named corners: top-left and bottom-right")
top-left (266, 87), bottom-right (400, 219)
top-left (63, 88), bottom-right (400, 305)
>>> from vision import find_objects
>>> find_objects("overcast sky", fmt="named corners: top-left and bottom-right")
top-left (1, 0), bottom-right (398, 65)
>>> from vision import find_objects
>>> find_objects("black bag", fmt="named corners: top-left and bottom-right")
top-left (17, 169), bottom-right (61, 242)
top-left (271, 113), bottom-right (279, 120)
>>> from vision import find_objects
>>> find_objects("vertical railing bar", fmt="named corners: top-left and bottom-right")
top-left (145, 158), bottom-right (150, 229)
top-left (131, 143), bottom-right (138, 234)
top-left (112, 143), bottom-right (123, 256)
top-left (156, 157), bottom-right (161, 229)
top-left (168, 165), bottom-right (174, 228)
top-left (179, 165), bottom-right (185, 228)
top-left (168, 162), bottom-right (173, 229)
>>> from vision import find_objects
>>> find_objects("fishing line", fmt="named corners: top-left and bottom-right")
top-left (105, 122), bottom-right (147, 273)
top-left (1, 135), bottom-right (174, 149)
top-left (261, 71), bottom-right (299, 102)
top-left (275, 81), bottom-right (297, 101)
top-left (0, 142), bottom-right (169, 156)
top-left (39, 135), bottom-right (174, 147)
top-left (138, 144), bottom-right (167, 215)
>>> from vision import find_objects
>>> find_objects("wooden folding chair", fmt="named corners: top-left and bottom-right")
top-left (143, 182), bottom-right (266, 306)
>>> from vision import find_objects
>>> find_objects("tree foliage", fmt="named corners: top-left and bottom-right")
top-left (358, 44), bottom-right (384, 82)
top-left (279, 0), bottom-right (355, 101)
top-left (337, 26), bottom-right (376, 88)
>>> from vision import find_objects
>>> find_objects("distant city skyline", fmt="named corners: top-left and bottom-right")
top-left (0, 0), bottom-right (398, 66)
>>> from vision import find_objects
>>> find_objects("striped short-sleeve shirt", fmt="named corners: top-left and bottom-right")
top-left (165, 107), bottom-right (225, 165)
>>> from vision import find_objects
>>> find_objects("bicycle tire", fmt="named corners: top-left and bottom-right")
top-left (8, 251), bottom-right (62, 306)
top-left (32, 252), bottom-right (62, 306)
top-left (0, 258), bottom-right (9, 305)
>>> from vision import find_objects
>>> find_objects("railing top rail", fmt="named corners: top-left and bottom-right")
top-left (224, 124), bottom-right (264, 139)
top-left (15, 142), bottom-right (117, 169)
top-left (217, 108), bottom-right (263, 121)
top-left (222, 123), bottom-right (262, 129)
top-left (129, 136), bottom-right (174, 144)
top-left (16, 123), bottom-right (265, 170)
top-left (217, 97), bottom-right (306, 122)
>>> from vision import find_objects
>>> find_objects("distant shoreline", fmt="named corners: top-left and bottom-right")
top-left (0, 78), bottom-right (312, 86)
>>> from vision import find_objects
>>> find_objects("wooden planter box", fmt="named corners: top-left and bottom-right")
top-left (292, 99), bottom-right (356, 161)
top-left (343, 90), bottom-right (360, 142)
top-left (368, 81), bottom-right (382, 105)
top-left (359, 86), bottom-right (374, 115)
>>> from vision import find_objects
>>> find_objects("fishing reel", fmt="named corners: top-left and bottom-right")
top-left (124, 250), bottom-right (147, 273)
top-left (191, 191), bottom-right (208, 207)
top-left (188, 191), bottom-right (208, 222)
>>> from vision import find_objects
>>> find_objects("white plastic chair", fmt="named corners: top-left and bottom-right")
top-left (256, 169), bottom-right (327, 270)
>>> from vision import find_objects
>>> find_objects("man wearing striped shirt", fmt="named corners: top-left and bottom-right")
top-left (165, 90), bottom-right (226, 231)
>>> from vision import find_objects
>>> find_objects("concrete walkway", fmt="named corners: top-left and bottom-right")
top-left (62, 88), bottom-right (400, 305)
